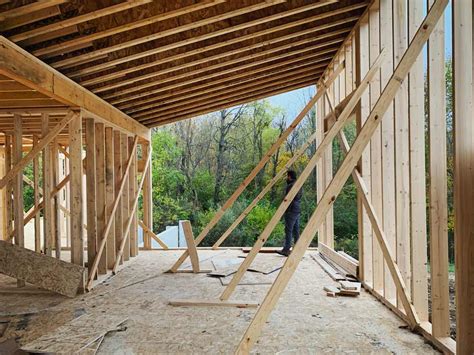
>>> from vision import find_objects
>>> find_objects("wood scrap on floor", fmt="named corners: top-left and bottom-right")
top-left (168, 299), bottom-right (259, 308)
top-left (310, 253), bottom-right (345, 281)
top-left (21, 314), bottom-right (127, 354)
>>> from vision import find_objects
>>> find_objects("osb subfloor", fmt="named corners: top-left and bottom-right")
top-left (0, 250), bottom-right (438, 354)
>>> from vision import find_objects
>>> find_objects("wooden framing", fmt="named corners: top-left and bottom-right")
top-left (181, 221), bottom-right (200, 273)
top-left (86, 118), bottom-right (97, 276)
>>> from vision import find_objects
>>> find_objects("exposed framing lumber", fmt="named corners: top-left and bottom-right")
top-left (142, 143), bottom-right (152, 250)
top-left (113, 132), bottom-right (124, 265)
top-left (95, 123), bottom-right (107, 274)
top-left (181, 221), bottom-right (200, 273)
top-left (0, 37), bottom-right (150, 140)
top-left (0, 111), bottom-right (75, 190)
top-left (318, 241), bottom-right (358, 277)
top-left (408, 0), bottom-right (428, 322)
top-left (42, 114), bottom-right (53, 256)
top-left (52, 136), bottom-right (61, 258)
top-left (91, 28), bottom-right (350, 94)
top-left (104, 42), bottom-right (341, 101)
top-left (13, 114), bottom-right (25, 287)
top-left (220, 51), bottom-right (385, 301)
top-left (0, 1), bottom-right (65, 22)
top-left (138, 220), bottom-right (168, 250)
top-left (0, 5), bottom-right (61, 32)
top-left (86, 118), bottom-right (97, 276)
top-left (235, 2), bottom-right (447, 351)
top-left (112, 151), bottom-right (151, 274)
top-left (33, 135), bottom-right (41, 252)
top-left (10, 0), bottom-right (153, 43)
top-left (129, 136), bottom-right (138, 257)
top-left (121, 133), bottom-right (130, 262)
top-left (86, 136), bottom-right (138, 291)
top-left (104, 127), bottom-right (115, 269)
top-left (427, 0), bottom-right (450, 337)
top-left (78, 13), bottom-right (360, 85)
top-left (168, 63), bottom-right (344, 273)
top-left (453, 1), bottom-right (474, 352)
top-left (69, 112), bottom-right (84, 268)
top-left (56, 0), bottom-right (341, 72)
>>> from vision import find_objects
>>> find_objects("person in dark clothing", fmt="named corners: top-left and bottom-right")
top-left (277, 170), bottom-right (302, 257)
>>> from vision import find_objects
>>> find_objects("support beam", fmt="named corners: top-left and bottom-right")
top-left (13, 114), bottom-right (25, 288)
top-left (138, 220), bottom-right (168, 250)
top-left (142, 143), bottom-right (152, 250)
top-left (105, 127), bottom-right (115, 269)
top-left (33, 135), bottom-right (41, 252)
top-left (235, 2), bottom-right (447, 351)
top-left (129, 136), bottom-right (138, 257)
top-left (121, 134), bottom-right (130, 262)
top-left (95, 123), bottom-right (107, 274)
top-left (168, 64), bottom-right (344, 272)
top-left (86, 118), bottom-right (97, 277)
top-left (113, 131), bottom-right (123, 263)
top-left (69, 112), bottom-right (84, 270)
top-left (52, 136), bottom-right (61, 258)
top-left (453, 0), bottom-right (474, 352)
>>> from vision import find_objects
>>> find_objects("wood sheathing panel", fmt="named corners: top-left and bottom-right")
top-left (0, 240), bottom-right (85, 297)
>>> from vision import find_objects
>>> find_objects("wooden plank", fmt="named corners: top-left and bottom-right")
top-left (121, 134), bottom-right (130, 262)
top-left (95, 123), bottom-right (107, 274)
top-left (138, 220), bottom-right (168, 250)
top-left (220, 52), bottom-right (385, 301)
top-left (169, 299), bottom-right (258, 308)
top-left (10, 0), bottom-right (152, 43)
top-left (86, 118), bottom-right (97, 276)
top-left (105, 127), bottom-right (115, 269)
top-left (311, 253), bottom-right (346, 281)
top-left (3, 135), bottom-right (12, 242)
top-left (0, 5), bottom-right (61, 31)
top-left (113, 131), bottom-right (123, 265)
top-left (0, 112), bottom-right (74, 190)
top-left (0, 37), bottom-right (150, 140)
top-left (129, 137), bottom-right (138, 257)
top-left (0, 1), bottom-right (65, 21)
top-left (453, 1), bottom-right (474, 352)
top-left (168, 64), bottom-right (344, 272)
top-left (379, 0), bottom-right (396, 301)
top-left (142, 143), bottom-right (152, 250)
top-left (85, 136), bottom-right (138, 291)
top-left (33, 135), bottom-right (41, 252)
top-left (182, 221), bottom-right (200, 273)
top-left (0, 240), bottom-right (85, 297)
top-left (234, 2), bottom-right (447, 351)
top-left (69, 112), bottom-right (84, 269)
top-left (13, 114), bottom-right (25, 287)
top-left (52, 136), bottom-right (61, 258)
top-left (318, 242), bottom-right (358, 276)
top-left (41, 114), bottom-right (52, 256)
top-left (427, 0), bottom-right (450, 337)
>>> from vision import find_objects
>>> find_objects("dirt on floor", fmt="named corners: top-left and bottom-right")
top-left (0, 250), bottom-right (440, 354)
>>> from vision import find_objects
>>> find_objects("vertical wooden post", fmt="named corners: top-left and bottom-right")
top-left (453, 0), bottom-right (474, 351)
top-left (357, 14), bottom-right (373, 285)
top-left (4, 135), bottom-right (12, 242)
top-left (95, 123), bottom-right (107, 274)
top-left (316, 85), bottom-right (326, 244)
top-left (33, 135), bottom-right (41, 252)
top-left (52, 137), bottom-right (61, 258)
top-left (379, 0), bottom-right (396, 301)
top-left (13, 114), bottom-right (25, 287)
top-left (369, 1), bottom-right (384, 294)
top-left (129, 136), bottom-right (138, 257)
top-left (42, 114), bottom-right (53, 256)
top-left (86, 118), bottom-right (97, 276)
top-left (121, 133), bottom-right (130, 261)
top-left (0, 144), bottom-right (5, 241)
top-left (142, 142), bottom-right (152, 250)
top-left (393, 0), bottom-right (411, 310)
top-left (408, 0), bottom-right (428, 322)
top-left (428, 0), bottom-right (450, 336)
top-left (69, 111), bottom-right (84, 270)
top-left (113, 131), bottom-right (123, 264)
top-left (324, 78), bottom-right (334, 248)
top-left (105, 127), bottom-right (116, 269)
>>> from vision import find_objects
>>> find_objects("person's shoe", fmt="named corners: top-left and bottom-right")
top-left (276, 249), bottom-right (290, 257)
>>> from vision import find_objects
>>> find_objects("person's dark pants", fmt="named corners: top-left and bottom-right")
top-left (283, 212), bottom-right (300, 251)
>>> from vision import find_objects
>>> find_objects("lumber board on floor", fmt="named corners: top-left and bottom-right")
top-left (169, 299), bottom-right (259, 308)
top-left (310, 253), bottom-right (346, 281)
top-left (0, 240), bottom-right (85, 297)
top-left (318, 242), bottom-right (358, 277)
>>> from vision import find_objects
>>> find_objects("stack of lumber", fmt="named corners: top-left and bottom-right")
top-left (323, 281), bottom-right (361, 297)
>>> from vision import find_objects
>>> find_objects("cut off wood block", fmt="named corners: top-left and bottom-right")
top-left (168, 299), bottom-right (259, 308)
top-left (0, 240), bottom-right (85, 297)
top-left (323, 285), bottom-right (340, 294)
top-left (326, 291), bottom-right (337, 298)
top-left (339, 281), bottom-right (360, 290)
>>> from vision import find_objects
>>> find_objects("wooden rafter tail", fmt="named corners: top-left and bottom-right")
top-left (138, 220), bottom-right (169, 250)
top-left (112, 150), bottom-right (151, 274)
top-left (220, 50), bottom-right (385, 302)
top-left (167, 62), bottom-right (344, 273)
top-left (0, 111), bottom-right (76, 190)
top-left (86, 136), bottom-right (139, 291)
top-left (235, 1), bottom-right (448, 352)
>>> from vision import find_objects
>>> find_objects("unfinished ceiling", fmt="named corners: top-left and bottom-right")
top-left (0, 0), bottom-right (368, 127)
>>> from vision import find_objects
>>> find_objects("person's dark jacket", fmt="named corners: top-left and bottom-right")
top-left (285, 179), bottom-right (302, 214)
